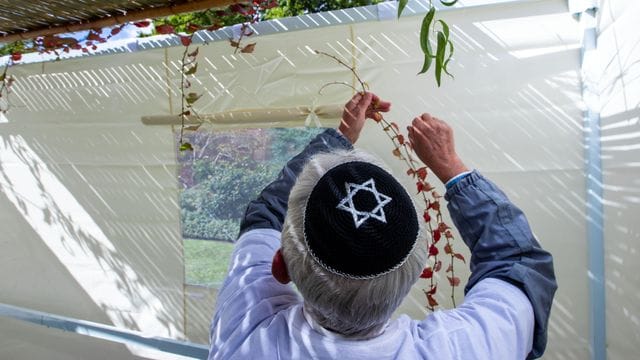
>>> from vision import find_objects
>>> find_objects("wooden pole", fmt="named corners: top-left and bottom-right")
top-left (1, 0), bottom-right (243, 43)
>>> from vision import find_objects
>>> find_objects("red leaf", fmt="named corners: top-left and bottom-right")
top-left (229, 39), bottom-right (240, 48)
top-left (416, 167), bottom-right (428, 180)
top-left (10, 52), bottom-right (22, 61)
top-left (91, 45), bottom-right (97, 50)
top-left (433, 230), bottom-right (441, 243)
top-left (430, 201), bottom-right (440, 211)
top-left (433, 260), bottom-right (442, 272)
top-left (426, 284), bottom-right (437, 296)
top-left (133, 21), bottom-right (151, 28)
top-left (187, 23), bottom-right (201, 33)
top-left (393, 148), bottom-right (402, 158)
top-left (390, 122), bottom-right (399, 131)
top-left (180, 35), bottom-right (192, 46)
top-left (156, 24), bottom-right (175, 35)
top-left (111, 27), bottom-right (122, 36)
top-left (445, 230), bottom-right (453, 239)
top-left (428, 244), bottom-right (439, 257)
top-left (406, 168), bottom-right (415, 177)
top-left (422, 210), bottom-right (431, 223)
top-left (82, 48), bottom-right (88, 53)
top-left (372, 112), bottom-right (382, 122)
top-left (206, 24), bottom-right (222, 31)
top-left (188, 47), bottom-right (200, 57)
top-left (444, 243), bottom-right (452, 254)
top-left (454, 253), bottom-right (466, 263)
top-left (427, 294), bottom-right (439, 308)
top-left (438, 222), bottom-right (448, 233)
top-left (416, 181), bottom-right (425, 193)
top-left (445, 264), bottom-right (453, 273)
top-left (240, 42), bottom-right (256, 53)
top-left (266, 0), bottom-right (279, 9)
top-left (63, 47), bottom-right (70, 53)
top-left (87, 31), bottom-right (103, 41)
top-left (420, 267), bottom-right (433, 279)
top-left (447, 276), bottom-right (461, 287)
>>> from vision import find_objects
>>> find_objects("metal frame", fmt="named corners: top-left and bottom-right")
top-left (570, 0), bottom-right (606, 359)
top-left (0, 303), bottom-right (209, 359)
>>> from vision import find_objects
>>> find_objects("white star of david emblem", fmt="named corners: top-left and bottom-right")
top-left (336, 178), bottom-right (392, 228)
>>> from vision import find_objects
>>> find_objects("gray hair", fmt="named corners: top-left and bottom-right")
top-left (281, 149), bottom-right (428, 339)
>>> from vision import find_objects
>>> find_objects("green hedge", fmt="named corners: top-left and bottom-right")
top-left (179, 128), bottom-right (324, 242)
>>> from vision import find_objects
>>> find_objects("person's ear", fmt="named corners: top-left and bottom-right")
top-left (272, 248), bottom-right (291, 284)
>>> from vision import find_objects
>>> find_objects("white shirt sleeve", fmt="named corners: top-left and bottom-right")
top-left (209, 229), bottom-right (301, 359)
top-left (419, 278), bottom-right (535, 360)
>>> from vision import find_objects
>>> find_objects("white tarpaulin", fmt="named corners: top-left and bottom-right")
top-left (2, 0), bottom-right (636, 358)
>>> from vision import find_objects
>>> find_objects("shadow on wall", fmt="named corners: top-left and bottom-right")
top-left (598, 0), bottom-right (640, 355)
top-left (0, 134), bottom-right (183, 340)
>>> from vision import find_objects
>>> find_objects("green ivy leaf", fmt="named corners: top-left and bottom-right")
top-left (185, 63), bottom-right (198, 75)
top-left (435, 31), bottom-right (447, 87)
top-left (397, 0), bottom-right (409, 18)
top-left (440, 0), bottom-right (458, 6)
top-left (420, 7), bottom-right (436, 55)
top-left (179, 142), bottom-right (194, 151)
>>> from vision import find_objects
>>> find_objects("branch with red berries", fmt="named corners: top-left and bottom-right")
top-left (316, 50), bottom-right (465, 310)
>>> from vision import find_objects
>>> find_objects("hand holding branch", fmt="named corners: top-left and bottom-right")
top-left (338, 92), bottom-right (391, 144)
top-left (407, 113), bottom-right (468, 184)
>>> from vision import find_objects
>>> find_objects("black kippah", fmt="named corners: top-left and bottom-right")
top-left (303, 161), bottom-right (419, 279)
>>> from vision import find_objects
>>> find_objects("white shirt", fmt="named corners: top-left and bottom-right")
top-left (209, 229), bottom-right (534, 360)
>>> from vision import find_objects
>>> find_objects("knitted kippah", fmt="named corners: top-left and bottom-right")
top-left (303, 161), bottom-right (419, 279)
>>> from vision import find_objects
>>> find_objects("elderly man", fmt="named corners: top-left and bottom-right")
top-left (208, 93), bottom-right (557, 359)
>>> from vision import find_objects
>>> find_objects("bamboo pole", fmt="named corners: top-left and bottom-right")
top-left (1, 0), bottom-right (243, 43)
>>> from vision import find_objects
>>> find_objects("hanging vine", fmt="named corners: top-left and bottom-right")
top-left (316, 50), bottom-right (465, 310)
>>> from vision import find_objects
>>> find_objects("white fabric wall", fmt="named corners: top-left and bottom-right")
top-left (597, 0), bottom-right (640, 359)
top-left (0, 0), bottom-right (593, 358)
top-left (0, 51), bottom-right (186, 359)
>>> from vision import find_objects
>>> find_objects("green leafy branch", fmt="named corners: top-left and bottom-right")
top-left (398, 0), bottom-right (457, 86)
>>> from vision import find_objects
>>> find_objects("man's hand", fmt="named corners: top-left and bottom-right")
top-left (338, 92), bottom-right (391, 144)
top-left (407, 113), bottom-right (468, 184)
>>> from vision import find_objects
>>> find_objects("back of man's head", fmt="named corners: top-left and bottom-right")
top-left (281, 149), bottom-right (428, 339)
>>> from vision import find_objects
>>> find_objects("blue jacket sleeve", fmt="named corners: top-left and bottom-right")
top-left (238, 128), bottom-right (353, 236)
top-left (444, 170), bottom-right (557, 359)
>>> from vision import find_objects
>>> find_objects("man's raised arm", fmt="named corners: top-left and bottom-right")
top-left (408, 113), bottom-right (557, 359)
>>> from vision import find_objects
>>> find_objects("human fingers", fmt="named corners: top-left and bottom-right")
top-left (420, 113), bottom-right (435, 124)
top-left (346, 93), bottom-right (363, 110)
top-left (370, 93), bottom-right (392, 112)
top-left (412, 114), bottom-right (433, 135)
top-left (359, 92), bottom-right (373, 109)
top-left (407, 117), bottom-right (427, 143)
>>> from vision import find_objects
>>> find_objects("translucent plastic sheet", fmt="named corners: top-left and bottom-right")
top-left (1, 0), bottom-right (616, 358)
